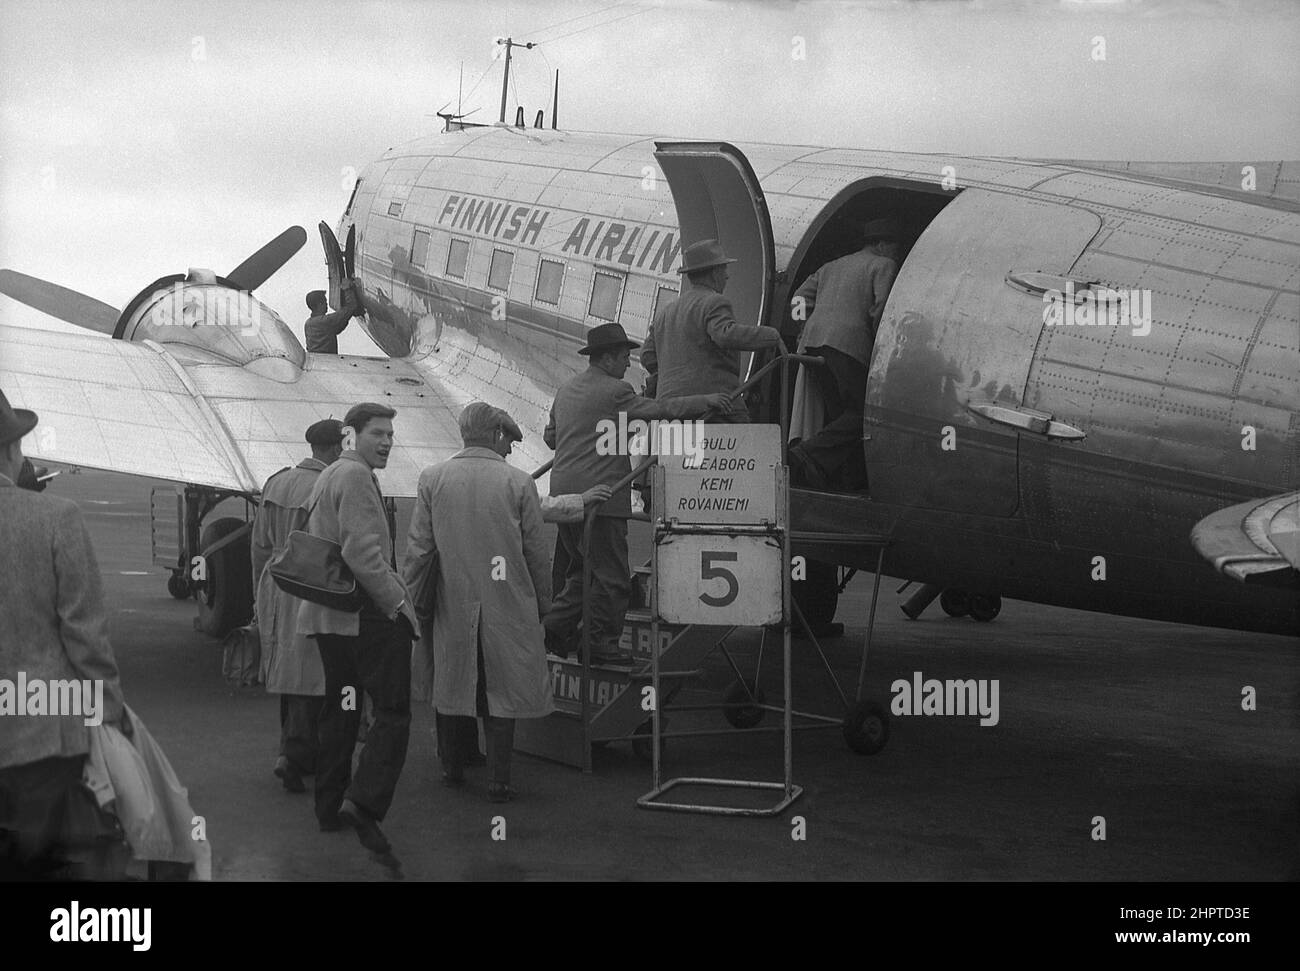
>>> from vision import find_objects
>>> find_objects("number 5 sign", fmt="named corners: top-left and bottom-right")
top-left (656, 533), bottom-right (784, 626)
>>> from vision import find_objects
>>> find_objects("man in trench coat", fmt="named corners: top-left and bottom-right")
top-left (250, 419), bottom-right (344, 793)
top-left (403, 402), bottom-right (553, 802)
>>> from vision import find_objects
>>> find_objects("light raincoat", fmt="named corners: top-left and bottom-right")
top-left (251, 459), bottom-right (327, 695)
top-left (404, 447), bottom-right (553, 719)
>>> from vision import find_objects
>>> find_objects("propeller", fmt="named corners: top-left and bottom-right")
top-left (0, 226), bottom-right (307, 335)
top-left (0, 269), bottom-right (120, 333)
top-left (226, 226), bottom-right (308, 291)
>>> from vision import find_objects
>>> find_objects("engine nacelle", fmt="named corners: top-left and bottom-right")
top-left (114, 269), bottom-right (305, 382)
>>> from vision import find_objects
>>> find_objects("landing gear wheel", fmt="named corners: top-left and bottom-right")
top-left (842, 700), bottom-right (889, 755)
top-left (195, 517), bottom-right (253, 638)
top-left (723, 679), bottom-right (766, 729)
top-left (968, 594), bottom-right (1002, 622)
top-left (792, 558), bottom-right (839, 630)
top-left (939, 588), bottom-right (969, 617)
top-left (167, 573), bottom-right (191, 600)
top-left (631, 718), bottom-right (666, 763)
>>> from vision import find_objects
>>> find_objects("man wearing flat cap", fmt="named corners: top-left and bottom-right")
top-left (641, 238), bottom-right (784, 421)
top-left (304, 281), bottom-right (360, 354)
top-left (787, 217), bottom-right (902, 490)
top-left (0, 388), bottom-right (130, 878)
top-left (251, 418), bottom-right (345, 794)
top-left (404, 402), bottom-right (560, 800)
top-left (544, 324), bottom-right (731, 664)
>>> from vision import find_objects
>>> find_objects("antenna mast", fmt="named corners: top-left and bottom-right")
top-left (496, 37), bottom-right (535, 124)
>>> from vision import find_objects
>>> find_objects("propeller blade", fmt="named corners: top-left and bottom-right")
top-left (226, 226), bottom-right (307, 291)
top-left (0, 269), bottom-right (120, 333)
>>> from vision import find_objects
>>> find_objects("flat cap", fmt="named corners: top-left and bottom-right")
top-left (305, 418), bottom-right (344, 446)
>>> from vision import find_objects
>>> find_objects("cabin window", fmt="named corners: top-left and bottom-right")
top-left (535, 258), bottom-right (564, 305)
top-left (387, 201), bottom-right (403, 217)
top-left (488, 249), bottom-right (514, 291)
top-left (652, 284), bottom-right (679, 323)
top-left (446, 238), bottom-right (470, 279)
top-left (589, 271), bottom-right (624, 322)
top-left (410, 229), bottom-right (431, 268)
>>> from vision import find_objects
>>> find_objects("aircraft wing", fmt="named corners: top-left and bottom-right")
top-left (1191, 491), bottom-right (1300, 589)
top-left (0, 324), bottom-right (514, 497)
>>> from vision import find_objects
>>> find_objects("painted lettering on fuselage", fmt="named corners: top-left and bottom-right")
top-left (561, 218), bottom-right (679, 274)
top-left (435, 192), bottom-right (680, 276)
top-left (438, 193), bottom-right (549, 246)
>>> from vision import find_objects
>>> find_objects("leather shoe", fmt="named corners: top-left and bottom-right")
top-left (466, 750), bottom-right (487, 767)
top-left (274, 757), bottom-right (306, 793)
top-left (318, 814), bottom-right (345, 832)
top-left (487, 783), bottom-right (516, 804)
top-left (338, 799), bottom-right (391, 855)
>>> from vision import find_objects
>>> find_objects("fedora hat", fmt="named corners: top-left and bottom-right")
top-left (578, 322), bottom-right (640, 356)
top-left (677, 238), bottom-right (737, 275)
top-left (0, 387), bottom-right (38, 448)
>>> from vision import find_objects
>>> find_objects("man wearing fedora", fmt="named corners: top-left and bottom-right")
top-left (251, 418), bottom-right (346, 794)
top-left (787, 217), bottom-right (902, 491)
top-left (0, 388), bottom-right (130, 879)
top-left (544, 324), bottom-right (730, 663)
top-left (641, 238), bottom-right (784, 421)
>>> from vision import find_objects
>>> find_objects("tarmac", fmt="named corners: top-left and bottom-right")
top-left (45, 466), bottom-right (1300, 881)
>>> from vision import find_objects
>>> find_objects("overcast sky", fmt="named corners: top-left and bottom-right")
top-left (2, 0), bottom-right (1297, 353)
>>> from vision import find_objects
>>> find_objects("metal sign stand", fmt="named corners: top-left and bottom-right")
top-left (636, 434), bottom-right (802, 818)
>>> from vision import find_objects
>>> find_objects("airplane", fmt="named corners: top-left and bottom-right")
top-left (1, 114), bottom-right (1296, 647)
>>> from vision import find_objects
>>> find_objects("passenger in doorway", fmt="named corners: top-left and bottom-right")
top-left (641, 238), bottom-right (783, 420)
top-left (544, 323), bottom-right (730, 664)
top-left (404, 403), bottom-right (554, 802)
top-left (304, 279), bottom-right (361, 354)
top-left (787, 217), bottom-right (902, 491)
top-left (251, 419), bottom-right (345, 795)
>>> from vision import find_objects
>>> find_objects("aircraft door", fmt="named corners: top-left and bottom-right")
top-left (653, 142), bottom-right (776, 340)
top-left (318, 221), bottom-right (347, 312)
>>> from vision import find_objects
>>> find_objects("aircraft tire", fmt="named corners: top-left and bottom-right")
top-left (793, 558), bottom-right (840, 629)
top-left (939, 588), bottom-right (970, 618)
top-left (631, 717), bottom-right (666, 763)
top-left (196, 517), bottom-right (253, 638)
top-left (968, 594), bottom-right (1002, 622)
top-left (167, 573), bottom-right (192, 600)
top-left (842, 699), bottom-right (889, 755)
top-left (722, 678), bottom-right (766, 729)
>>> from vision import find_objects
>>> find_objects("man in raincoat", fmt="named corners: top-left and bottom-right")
top-left (251, 418), bottom-right (344, 793)
top-left (404, 402), bottom-right (553, 802)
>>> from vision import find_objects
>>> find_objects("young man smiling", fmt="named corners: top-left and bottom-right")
top-left (296, 402), bottom-right (418, 870)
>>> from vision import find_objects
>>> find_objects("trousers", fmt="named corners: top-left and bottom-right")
top-left (545, 516), bottom-right (629, 655)
top-left (279, 694), bottom-right (323, 775)
top-left (313, 614), bottom-right (411, 823)
top-left (438, 631), bottom-right (514, 786)
top-left (0, 755), bottom-right (126, 880)
top-left (797, 345), bottom-right (869, 489)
